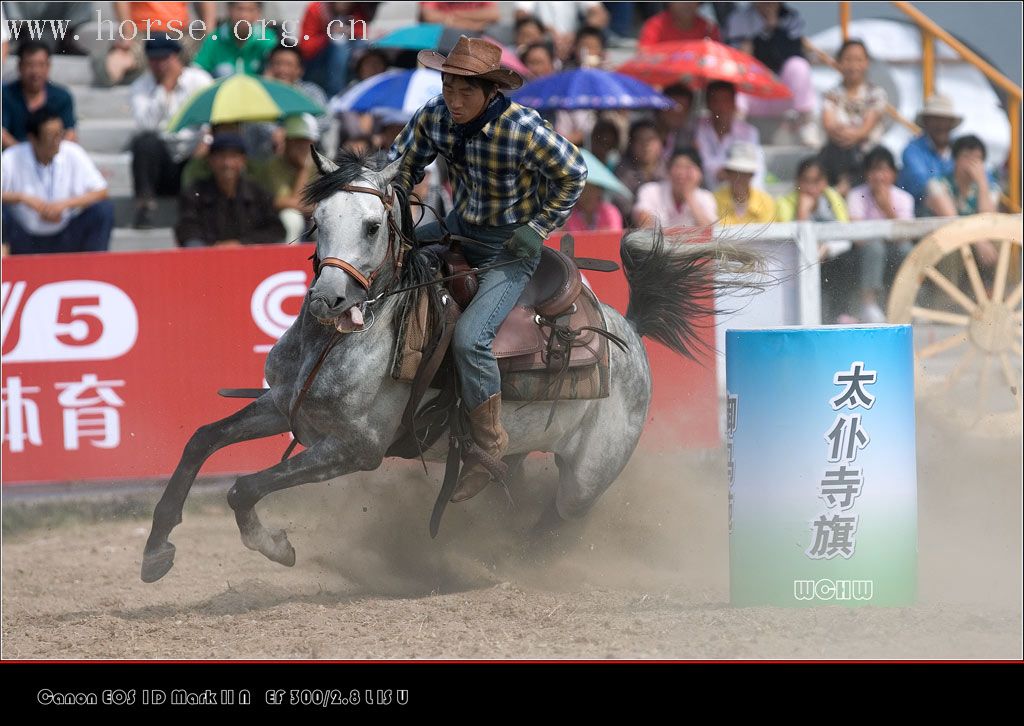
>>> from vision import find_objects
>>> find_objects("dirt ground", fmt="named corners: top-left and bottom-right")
top-left (2, 411), bottom-right (1021, 660)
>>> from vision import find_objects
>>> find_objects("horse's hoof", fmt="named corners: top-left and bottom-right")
top-left (268, 529), bottom-right (296, 567)
top-left (141, 542), bottom-right (176, 583)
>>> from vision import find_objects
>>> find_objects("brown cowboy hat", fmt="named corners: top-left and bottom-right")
top-left (418, 35), bottom-right (524, 91)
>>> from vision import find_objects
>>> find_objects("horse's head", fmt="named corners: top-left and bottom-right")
top-left (303, 147), bottom-right (404, 332)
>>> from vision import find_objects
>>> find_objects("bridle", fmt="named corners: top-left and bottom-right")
top-left (313, 183), bottom-right (414, 297)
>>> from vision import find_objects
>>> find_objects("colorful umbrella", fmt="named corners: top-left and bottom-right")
top-left (511, 68), bottom-right (673, 111)
top-left (617, 39), bottom-right (792, 99)
top-left (168, 74), bottom-right (325, 131)
top-left (578, 147), bottom-right (632, 200)
top-left (329, 68), bottom-right (442, 114)
top-left (372, 23), bottom-right (531, 78)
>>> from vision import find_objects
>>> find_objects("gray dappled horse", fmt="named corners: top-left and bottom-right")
top-left (140, 149), bottom-right (762, 583)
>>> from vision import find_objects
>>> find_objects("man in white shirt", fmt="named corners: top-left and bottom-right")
top-left (1, 109), bottom-right (113, 255)
top-left (694, 80), bottom-right (766, 189)
top-left (129, 34), bottom-right (213, 228)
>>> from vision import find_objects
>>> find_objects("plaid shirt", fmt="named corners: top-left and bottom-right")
top-left (389, 95), bottom-right (587, 239)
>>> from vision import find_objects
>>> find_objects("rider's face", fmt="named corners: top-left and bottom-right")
top-left (442, 75), bottom-right (492, 124)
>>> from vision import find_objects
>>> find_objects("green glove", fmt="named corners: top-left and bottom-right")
top-left (504, 225), bottom-right (544, 258)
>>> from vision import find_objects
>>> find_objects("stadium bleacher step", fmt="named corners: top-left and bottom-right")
top-left (70, 84), bottom-right (131, 120)
top-left (110, 227), bottom-right (176, 253)
top-left (76, 117), bottom-right (135, 153)
top-left (111, 196), bottom-right (178, 230)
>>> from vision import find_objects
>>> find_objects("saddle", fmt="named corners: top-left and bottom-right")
top-left (392, 241), bottom-right (620, 402)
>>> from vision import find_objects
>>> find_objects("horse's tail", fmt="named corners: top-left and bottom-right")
top-left (620, 225), bottom-right (767, 360)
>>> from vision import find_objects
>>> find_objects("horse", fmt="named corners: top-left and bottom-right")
top-left (140, 148), bottom-right (763, 583)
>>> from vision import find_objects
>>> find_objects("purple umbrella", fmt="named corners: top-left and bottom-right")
top-left (511, 68), bottom-right (674, 111)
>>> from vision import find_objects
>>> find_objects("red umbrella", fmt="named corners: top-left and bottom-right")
top-left (617, 39), bottom-right (792, 99)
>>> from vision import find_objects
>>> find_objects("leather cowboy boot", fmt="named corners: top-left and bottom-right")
top-left (451, 393), bottom-right (509, 502)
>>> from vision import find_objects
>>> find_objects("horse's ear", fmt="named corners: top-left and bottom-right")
top-left (376, 157), bottom-right (404, 187)
top-left (311, 146), bottom-right (338, 176)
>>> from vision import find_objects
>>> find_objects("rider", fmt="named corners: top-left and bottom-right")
top-left (389, 36), bottom-right (587, 503)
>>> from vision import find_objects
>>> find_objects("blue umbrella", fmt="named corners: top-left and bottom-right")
top-left (330, 68), bottom-right (442, 114)
top-left (511, 68), bottom-right (674, 111)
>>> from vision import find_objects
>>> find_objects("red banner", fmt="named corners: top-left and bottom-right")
top-left (1, 233), bottom-right (717, 485)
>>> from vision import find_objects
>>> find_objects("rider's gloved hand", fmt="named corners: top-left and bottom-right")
top-left (504, 225), bottom-right (544, 258)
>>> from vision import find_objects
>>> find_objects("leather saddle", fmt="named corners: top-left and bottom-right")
top-left (443, 241), bottom-right (603, 373)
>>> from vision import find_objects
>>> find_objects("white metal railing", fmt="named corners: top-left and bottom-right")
top-left (709, 216), bottom-right (993, 327)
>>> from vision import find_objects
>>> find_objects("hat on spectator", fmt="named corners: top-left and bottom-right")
top-left (373, 108), bottom-right (413, 133)
top-left (722, 141), bottom-right (760, 175)
top-left (145, 33), bottom-right (182, 59)
top-left (283, 113), bottom-right (319, 141)
top-left (916, 94), bottom-right (963, 127)
top-left (209, 133), bottom-right (248, 155)
top-left (418, 35), bottom-right (523, 90)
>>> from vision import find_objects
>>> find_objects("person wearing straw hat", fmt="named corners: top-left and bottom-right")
top-left (712, 141), bottom-right (775, 225)
top-left (897, 93), bottom-right (963, 216)
top-left (389, 34), bottom-right (588, 503)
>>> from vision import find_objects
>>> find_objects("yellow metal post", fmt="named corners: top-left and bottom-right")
top-left (840, 2), bottom-right (851, 41)
top-left (922, 28), bottom-right (934, 99)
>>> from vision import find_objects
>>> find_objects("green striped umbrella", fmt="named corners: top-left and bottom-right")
top-left (168, 74), bottom-right (325, 131)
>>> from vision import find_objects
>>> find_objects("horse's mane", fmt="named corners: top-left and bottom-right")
top-left (301, 147), bottom-right (391, 207)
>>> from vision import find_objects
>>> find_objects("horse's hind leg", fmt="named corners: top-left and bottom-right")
top-left (226, 437), bottom-right (365, 566)
top-left (141, 394), bottom-right (289, 583)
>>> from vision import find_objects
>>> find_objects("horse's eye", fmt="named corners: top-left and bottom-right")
top-left (366, 221), bottom-right (381, 237)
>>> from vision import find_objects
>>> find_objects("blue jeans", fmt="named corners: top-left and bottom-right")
top-left (416, 211), bottom-right (541, 411)
top-left (2, 200), bottom-right (114, 254)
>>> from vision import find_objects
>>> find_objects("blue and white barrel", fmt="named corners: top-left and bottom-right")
top-left (726, 325), bottom-right (917, 607)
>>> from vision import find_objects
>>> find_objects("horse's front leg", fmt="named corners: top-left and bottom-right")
top-left (226, 437), bottom-right (378, 567)
top-left (141, 394), bottom-right (289, 583)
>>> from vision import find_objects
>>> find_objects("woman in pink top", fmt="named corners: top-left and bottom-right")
top-left (633, 148), bottom-right (717, 229)
top-left (564, 183), bottom-right (623, 232)
top-left (845, 146), bottom-right (915, 323)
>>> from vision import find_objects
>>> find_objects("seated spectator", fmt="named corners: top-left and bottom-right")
top-left (1, 109), bottom-right (113, 255)
top-left (713, 142), bottom-right (776, 225)
top-left (299, 2), bottom-right (378, 97)
top-left (898, 94), bottom-right (961, 216)
top-left (847, 146), bottom-right (916, 323)
top-left (129, 35), bottom-right (214, 229)
top-left (570, 25), bottom-right (608, 69)
top-left (615, 119), bottom-right (667, 201)
top-left (372, 108), bottom-right (413, 151)
top-left (250, 44), bottom-right (329, 157)
top-left (193, 1), bottom-right (280, 79)
top-left (638, 2), bottom-right (721, 46)
top-left (1, 5), bottom-right (8, 64)
top-left (776, 157), bottom-right (854, 321)
top-left (2, 41), bottom-right (77, 150)
top-left (565, 182), bottom-right (623, 233)
top-left (725, 1), bottom-right (818, 147)
top-left (252, 114), bottom-right (320, 244)
top-left (634, 147), bottom-right (717, 228)
top-left (4, 1), bottom-right (92, 56)
top-left (419, 2), bottom-right (500, 31)
top-left (515, 15), bottom-right (549, 51)
top-left (515, 1), bottom-right (610, 62)
top-left (588, 116), bottom-right (623, 169)
top-left (926, 134), bottom-right (1001, 271)
top-left (819, 39), bottom-right (887, 195)
top-left (175, 134), bottom-right (286, 247)
top-left (520, 41), bottom-right (559, 79)
top-left (656, 83), bottom-right (698, 160)
top-left (695, 80), bottom-right (765, 188)
top-left (94, 2), bottom-right (215, 87)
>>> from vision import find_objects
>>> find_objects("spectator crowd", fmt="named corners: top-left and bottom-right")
top-left (0, 1), bottom-right (1013, 324)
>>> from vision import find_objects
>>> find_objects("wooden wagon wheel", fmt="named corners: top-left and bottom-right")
top-left (887, 213), bottom-right (1022, 438)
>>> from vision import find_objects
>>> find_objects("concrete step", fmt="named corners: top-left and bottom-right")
top-left (110, 227), bottom-right (176, 253)
top-left (111, 196), bottom-right (178, 229)
top-left (76, 118), bottom-right (135, 153)
top-left (70, 84), bottom-right (132, 120)
top-left (91, 152), bottom-right (132, 196)
top-left (763, 144), bottom-right (813, 183)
